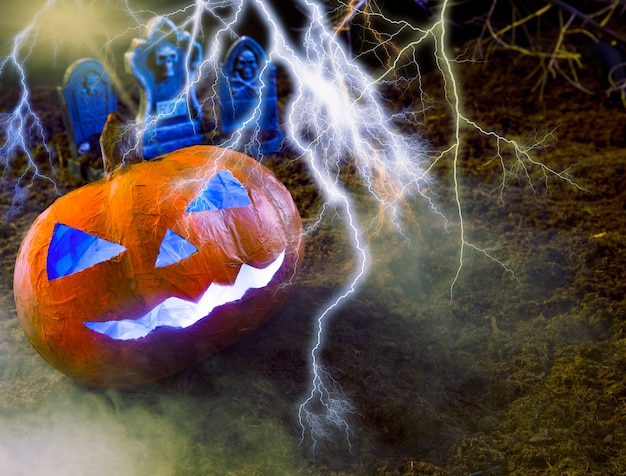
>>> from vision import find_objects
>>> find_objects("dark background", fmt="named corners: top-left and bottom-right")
top-left (2, 1), bottom-right (626, 474)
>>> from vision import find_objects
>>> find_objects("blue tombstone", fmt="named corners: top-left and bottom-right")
top-left (58, 58), bottom-right (117, 159)
top-left (125, 16), bottom-right (204, 159)
top-left (219, 37), bottom-right (283, 156)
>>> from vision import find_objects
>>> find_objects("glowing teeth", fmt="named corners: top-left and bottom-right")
top-left (84, 251), bottom-right (285, 340)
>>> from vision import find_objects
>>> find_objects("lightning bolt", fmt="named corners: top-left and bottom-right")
top-left (0, 0), bottom-right (583, 458)
top-left (0, 0), bottom-right (59, 213)
top-left (261, 1), bottom-right (431, 452)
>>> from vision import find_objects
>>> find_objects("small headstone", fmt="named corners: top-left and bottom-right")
top-left (219, 37), bottom-right (283, 155)
top-left (58, 58), bottom-right (117, 159)
top-left (125, 16), bottom-right (204, 159)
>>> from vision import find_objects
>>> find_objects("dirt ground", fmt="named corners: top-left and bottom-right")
top-left (2, 36), bottom-right (626, 475)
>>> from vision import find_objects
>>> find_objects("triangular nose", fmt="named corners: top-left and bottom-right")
top-left (155, 229), bottom-right (198, 268)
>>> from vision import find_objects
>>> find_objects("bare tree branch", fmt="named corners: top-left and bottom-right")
top-left (544, 0), bottom-right (626, 44)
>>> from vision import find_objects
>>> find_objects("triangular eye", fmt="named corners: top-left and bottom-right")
top-left (155, 229), bottom-right (198, 268)
top-left (185, 169), bottom-right (251, 212)
top-left (47, 223), bottom-right (126, 280)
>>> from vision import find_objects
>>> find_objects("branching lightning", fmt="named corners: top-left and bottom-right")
top-left (0, 0), bottom-right (583, 458)
top-left (0, 0), bottom-right (58, 211)
top-left (354, 0), bottom-right (585, 297)
top-left (236, 1), bottom-right (434, 451)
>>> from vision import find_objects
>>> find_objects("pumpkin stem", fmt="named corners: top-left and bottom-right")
top-left (100, 112), bottom-right (145, 178)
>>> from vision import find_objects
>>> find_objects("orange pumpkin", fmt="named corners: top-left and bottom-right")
top-left (14, 145), bottom-right (304, 387)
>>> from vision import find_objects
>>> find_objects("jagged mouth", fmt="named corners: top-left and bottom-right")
top-left (84, 251), bottom-right (285, 340)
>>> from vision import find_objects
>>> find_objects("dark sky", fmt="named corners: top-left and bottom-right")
top-left (0, 0), bottom-right (314, 85)
top-left (0, 0), bottom-right (450, 86)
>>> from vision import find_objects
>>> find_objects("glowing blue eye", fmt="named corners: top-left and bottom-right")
top-left (47, 223), bottom-right (126, 280)
top-left (155, 229), bottom-right (198, 268)
top-left (185, 169), bottom-right (251, 212)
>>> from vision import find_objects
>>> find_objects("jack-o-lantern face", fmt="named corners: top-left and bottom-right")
top-left (14, 146), bottom-right (304, 387)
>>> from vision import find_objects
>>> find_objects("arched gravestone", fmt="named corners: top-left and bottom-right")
top-left (125, 17), bottom-right (204, 159)
top-left (58, 58), bottom-right (117, 159)
top-left (219, 37), bottom-right (283, 155)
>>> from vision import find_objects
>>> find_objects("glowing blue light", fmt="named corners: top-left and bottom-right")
top-left (155, 229), bottom-right (198, 268)
top-left (186, 169), bottom-right (251, 212)
top-left (84, 250), bottom-right (285, 340)
top-left (47, 223), bottom-right (126, 280)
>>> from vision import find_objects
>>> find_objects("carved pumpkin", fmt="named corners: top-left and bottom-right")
top-left (14, 145), bottom-right (304, 387)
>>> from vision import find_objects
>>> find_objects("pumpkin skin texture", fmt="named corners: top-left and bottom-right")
top-left (14, 146), bottom-right (304, 387)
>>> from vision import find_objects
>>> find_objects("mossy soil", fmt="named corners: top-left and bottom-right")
top-left (2, 49), bottom-right (626, 475)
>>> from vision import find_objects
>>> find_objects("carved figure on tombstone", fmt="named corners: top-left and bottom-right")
top-left (58, 58), bottom-right (117, 161)
top-left (219, 37), bottom-right (283, 156)
top-left (125, 16), bottom-right (204, 159)
top-left (231, 49), bottom-right (260, 100)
